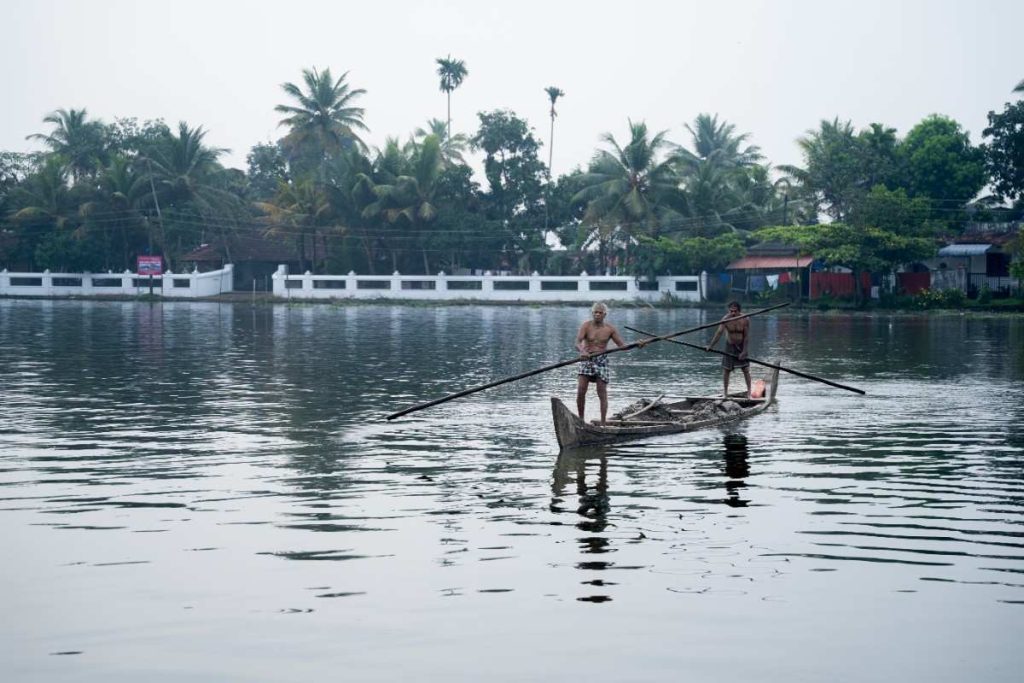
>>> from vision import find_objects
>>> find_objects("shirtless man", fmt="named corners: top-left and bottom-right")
top-left (575, 302), bottom-right (627, 424)
top-left (706, 300), bottom-right (752, 397)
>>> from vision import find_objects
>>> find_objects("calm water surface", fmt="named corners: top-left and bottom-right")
top-left (1, 300), bottom-right (1022, 682)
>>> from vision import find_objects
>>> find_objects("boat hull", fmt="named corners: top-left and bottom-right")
top-left (551, 367), bottom-right (779, 449)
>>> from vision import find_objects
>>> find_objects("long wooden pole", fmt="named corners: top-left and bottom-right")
top-left (623, 324), bottom-right (865, 395)
top-left (385, 303), bottom-right (790, 420)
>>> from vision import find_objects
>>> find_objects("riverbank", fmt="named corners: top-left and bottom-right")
top-left (4, 291), bottom-right (1024, 313)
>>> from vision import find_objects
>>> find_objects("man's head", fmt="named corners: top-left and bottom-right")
top-left (727, 301), bottom-right (741, 314)
top-left (591, 301), bottom-right (609, 321)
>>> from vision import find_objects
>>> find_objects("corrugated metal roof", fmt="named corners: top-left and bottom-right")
top-left (727, 255), bottom-right (813, 270)
top-left (938, 244), bottom-right (992, 256)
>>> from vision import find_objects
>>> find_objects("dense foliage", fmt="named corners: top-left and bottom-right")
top-left (0, 64), bottom-right (1018, 278)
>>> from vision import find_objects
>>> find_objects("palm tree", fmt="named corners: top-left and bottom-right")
top-left (572, 121), bottom-right (685, 269)
top-left (361, 135), bottom-right (444, 273)
top-left (257, 179), bottom-right (334, 273)
top-left (1015, 78), bottom-right (1024, 93)
top-left (145, 122), bottom-right (242, 264)
top-left (10, 157), bottom-right (82, 270)
top-left (26, 108), bottom-right (108, 182)
top-left (545, 87), bottom-right (565, 173)
top-left (414, 118), bottom-right (468, 166)
top-left (276, 67), bottom-right (369, 179)
top-left (81, 155), bottom-right (151, 268)
top-left (677, 113), bottom-right (762, 169)
top-left (435, 56), bottom-right (468, 144)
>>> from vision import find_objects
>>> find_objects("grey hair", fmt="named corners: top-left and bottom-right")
top-left (591, 302), bottom-right (609, 313)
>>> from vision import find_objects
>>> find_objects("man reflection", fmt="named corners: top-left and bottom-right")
top-left (552, 450), bottom-right (617, 603)
top-left (722, 433), bottom-right (751, 508)
top-left (552, 450), bottom-right (610, 532)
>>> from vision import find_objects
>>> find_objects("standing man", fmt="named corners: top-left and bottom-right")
top-left (707, 300), bottom-right (752, 397)
top-left (575, 302), bottom-right (627, 425)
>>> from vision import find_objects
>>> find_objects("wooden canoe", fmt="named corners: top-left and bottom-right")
top-left (551, 367), bottom-right (779, 449)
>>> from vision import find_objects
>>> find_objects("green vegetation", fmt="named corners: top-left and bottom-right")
top-left (1, 64), bottom-right (1022, 297)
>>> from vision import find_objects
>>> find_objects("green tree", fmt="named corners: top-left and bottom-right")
top-left (257, 178), bottom-right (335, 273)
top-left (26, 108), bottom-right (109, 182)
top-left (80, 155), bottom-right (152, 269)
top-left (436, 55), bottom-right (468, 144)
top-left (414, 118), bottom-right (469, 166)
top-left (471, 110), bottom-right (549, 270)
top-left (981, 99), bottom-right (1024, 202)
top-left (636, 233), bottom-right (744, 277)
top-left (246, 142), bottom-right (290, 201)
top-left (899, 115), bottom-right (986, 214)
top-left (756, 221), bottom-right (934, 304)
top-left (572, 120), bottom-right (684, 269)
top-left (145, 122), bottom-right (243, 265)
top-left (276, 67), bottom-right (369, 180)
top-left (678, 113), bottom-right (762, 168)
top-left (361, 135), bottom-right (444, 273)
top-left (779, 118), bottom-right (862, 222)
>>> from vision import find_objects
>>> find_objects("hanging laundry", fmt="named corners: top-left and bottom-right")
top-left (766, 274), bottom-right (780, 289)
top-left (778, 271), bottom-right (792, 285)
top-left (748, 275), bottom-right (767, 292)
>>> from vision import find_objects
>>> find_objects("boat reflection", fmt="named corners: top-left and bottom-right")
top-left (552, 448), bottom-right (618, 602)
top-left (722, 433), bottom-right (751, 508)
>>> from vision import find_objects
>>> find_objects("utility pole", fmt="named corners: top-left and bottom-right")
top-left (146, 158), bottom-right (163, 296)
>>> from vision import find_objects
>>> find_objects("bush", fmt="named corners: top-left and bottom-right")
top-left (976, 285), bottom-right (992, 304)
top-left (913, 288), bottom-right (966, 309)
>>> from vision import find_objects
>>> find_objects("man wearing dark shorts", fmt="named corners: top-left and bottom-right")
top-left (706, 300), bottom-right (752, 397)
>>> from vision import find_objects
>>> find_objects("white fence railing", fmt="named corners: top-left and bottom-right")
top-left (271, 266), bottom-right (707, 303)
top-left (0, 265), bottom-right (234, 298)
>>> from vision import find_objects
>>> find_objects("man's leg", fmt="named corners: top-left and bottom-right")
top-left (576, 375), bottom-right (590, 418)
top-left (723, 369), bottom-right (731, 397)
top-left (741, 367), bottom-right (752, 397)
top-left (596, 380), bottom-right (609, 424)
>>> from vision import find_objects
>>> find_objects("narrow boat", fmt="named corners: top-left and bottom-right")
top-left (551, 367), bottom-right (779, 449)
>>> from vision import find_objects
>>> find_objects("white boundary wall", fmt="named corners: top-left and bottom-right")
top-left (0, 265), bottom-right (233, 298)
top-left (271, 266), bottom-right (707, 303)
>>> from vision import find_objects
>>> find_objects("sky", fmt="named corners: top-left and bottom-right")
top-left (2, 0), bottom-right (1021, 179)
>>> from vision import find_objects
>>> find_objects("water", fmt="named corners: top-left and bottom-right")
top-left (1, 300), bottom-right (1021, 681)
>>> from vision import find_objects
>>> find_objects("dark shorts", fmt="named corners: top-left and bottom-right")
top-left (578, 354), bottom-right (610, 384)
top-left (722, 342), bottom-right (749, 370)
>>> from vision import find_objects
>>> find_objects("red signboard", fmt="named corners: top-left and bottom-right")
top-left (137, 256), bottom-right (163, 276)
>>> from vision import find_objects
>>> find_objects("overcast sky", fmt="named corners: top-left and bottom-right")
top-left (2, 0), bottom-right (1021, 178)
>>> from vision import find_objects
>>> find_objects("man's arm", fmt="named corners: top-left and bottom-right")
top-left (610, 325), bottom-right (627, 349)
top-left (575, 322), bottom-right (590, 355)
top-left (707, 322), bottom-right (725, 351)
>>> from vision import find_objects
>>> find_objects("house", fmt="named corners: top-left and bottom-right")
top-left (180, 234), bottom-right (310, 291)
top-left (916, 223), bottom-right (1021, 296)
top-left (725, 242), bottom-right (812, 299)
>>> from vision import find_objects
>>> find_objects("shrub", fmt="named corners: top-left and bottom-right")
top-left (913, 288), bottom-right (966, 309)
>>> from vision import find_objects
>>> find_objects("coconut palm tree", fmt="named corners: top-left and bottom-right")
top-left (572, 121), bottom-right (685, 270)
top-left (26, 108), bottom-right (108, 182)
top-left (257, 179), bottom-right (334, 273)
top-left (545, 87), bottom-right (565, 173)
top-left (144, 122), bottom-right (243, 264)
top-left (677, 113), bottom-right (762, 169)
top-left (361, 135), bottom-right (444, 273)
top-left (435, 56), bottom-right (468, 144)
top-left (80, 155), bottom-right (151, 268)
top-left (276, 67), bottom-right (369, 179)
top-left (414, 118), bottom-right (468, 166)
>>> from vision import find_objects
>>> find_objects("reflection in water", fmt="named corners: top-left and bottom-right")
top-left (553, 449), bottom-right (616, 602)
top-left (722, 433), bottom-right (751, 508)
